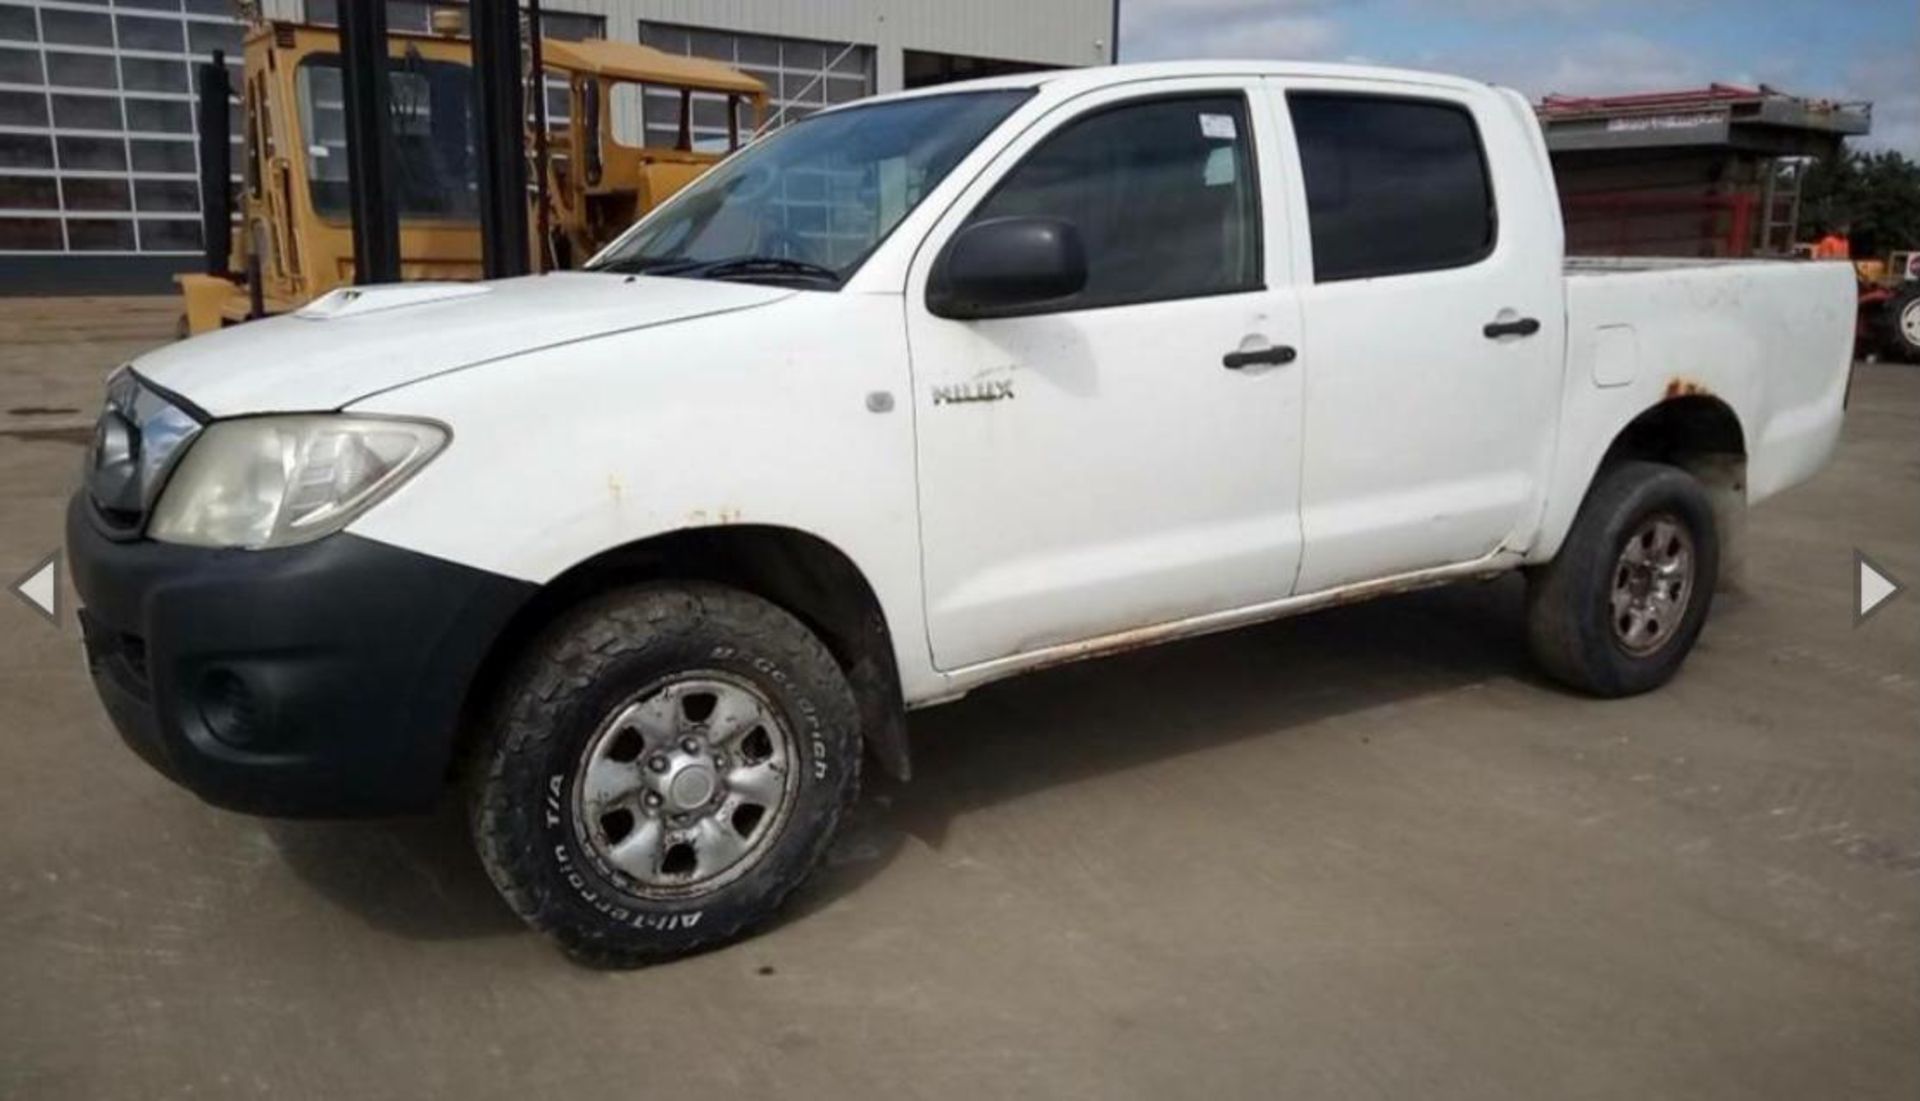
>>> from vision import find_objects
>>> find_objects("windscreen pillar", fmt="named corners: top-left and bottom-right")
top-left (193, 50), bottom-right (230, 277)
top-left (471, 0), bottom-right (530, 278)
top-left (338, 0), bottom-right (400, 284)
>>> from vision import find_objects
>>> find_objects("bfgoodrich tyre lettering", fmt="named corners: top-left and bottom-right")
top-left (469, 582), bottom-right (860, 967)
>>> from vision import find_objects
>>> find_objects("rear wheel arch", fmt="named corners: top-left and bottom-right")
top-left (1599, 394), bottom-right (1747, 473)
top-left (1570, 394), bottom-right (1749, 586)
top-left (456, 525), bottom-right (911, 784)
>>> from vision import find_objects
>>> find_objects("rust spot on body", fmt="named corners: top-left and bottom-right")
top-left (1007, 569), bottom-right (1504, 677)
top-left (1664, 377), bottom-right (1712, 400)
top-left (684, 506), bottom-right (745, 526)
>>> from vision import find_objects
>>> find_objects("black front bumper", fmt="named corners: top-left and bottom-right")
top-left (66, 493), bottom-right (535, 817)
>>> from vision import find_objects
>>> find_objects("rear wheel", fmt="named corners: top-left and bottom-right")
top-left (468, 582), bottom-right (861, 966)
top-left (1526, 461), bottom-right (1719, 697)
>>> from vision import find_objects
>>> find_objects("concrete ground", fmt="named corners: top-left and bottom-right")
top-left (2, 297), bottom-right (1915, 1100)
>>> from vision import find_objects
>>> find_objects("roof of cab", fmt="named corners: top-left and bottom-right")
top-left (540, 37), bottom-right (766, 96)
top-left (864, 60), bottom-right (1498, 104)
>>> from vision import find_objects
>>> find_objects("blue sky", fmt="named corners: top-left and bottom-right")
top-left (1118, 0), bottom-right (1920, 154)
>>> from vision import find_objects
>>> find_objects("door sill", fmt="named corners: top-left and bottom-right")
top-left (931, 551), bottom-right (1519, 698)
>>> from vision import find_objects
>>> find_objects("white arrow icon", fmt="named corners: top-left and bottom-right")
top-left (1855, 551), bottom-right (1905, 625)
top-left (9, 550), bottom-right (60, 625)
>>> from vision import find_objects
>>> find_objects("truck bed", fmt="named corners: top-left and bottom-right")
top-left (1534, 255), bottom-right (1857, 560)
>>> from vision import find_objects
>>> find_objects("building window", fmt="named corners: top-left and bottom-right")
top-left (304, 1), bottom-right (603, 43)
top-left (0, 0), bottom-right (244, 256)
top-left (634, 22), bottom-right (876, 259)
top-left (903, 49), bottom-right (1051, 90)
top-left (303, 2), bottom-right (603, 140)
top-left (637, 21), bottom-right (873, 146)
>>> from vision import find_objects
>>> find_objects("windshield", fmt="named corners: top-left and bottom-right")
top-left (297, 55), bottom-right (480, 222)
top-left (588, 89), bottom-right (1031, 286)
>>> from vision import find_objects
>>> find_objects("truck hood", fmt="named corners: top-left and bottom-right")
top-left (132, 272), bottom-right (794, 417)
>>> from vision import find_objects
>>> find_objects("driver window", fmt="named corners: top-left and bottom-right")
top-left (965, 94), bottom-right (1262, 311)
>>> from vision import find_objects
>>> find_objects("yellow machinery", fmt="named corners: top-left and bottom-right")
top-left (178, 19), bottom-right (767, 335)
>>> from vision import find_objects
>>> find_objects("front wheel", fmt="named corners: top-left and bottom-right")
top-left (468, 583), bottom-right (861, 966)
top-left (1526, 461), bottom-right (1720, 697)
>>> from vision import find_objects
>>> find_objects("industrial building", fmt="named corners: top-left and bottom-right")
top-left (0, 0), bottom-right (1114, 293)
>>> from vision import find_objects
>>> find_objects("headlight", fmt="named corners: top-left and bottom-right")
top-left (148, 415), bottom-right (447, 549)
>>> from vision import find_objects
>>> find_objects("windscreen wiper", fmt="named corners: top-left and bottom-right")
top-left (672, 255), bottom-right (842, 286)
top-left (588, 256), bottom-right (696, 275)
top-left (592, 254), bottom-right (842, 286)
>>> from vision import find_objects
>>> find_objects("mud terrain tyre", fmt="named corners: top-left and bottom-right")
top-left (469, 582), bottom-right (860, 967)
top-left (1526, 461), bottom-right (1719, 697)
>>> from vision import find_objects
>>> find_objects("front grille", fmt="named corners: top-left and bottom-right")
top-left (85, 370), bottom-right (203, 537)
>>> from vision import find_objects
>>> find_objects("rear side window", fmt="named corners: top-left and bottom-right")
top-left (964, 94), bottom-right (1261, 311)
top-left (1287, 93), bottom-right (1495, 282)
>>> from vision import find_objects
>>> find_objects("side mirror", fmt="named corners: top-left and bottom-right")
top-left (927, 216), bottom-right (1088, 320)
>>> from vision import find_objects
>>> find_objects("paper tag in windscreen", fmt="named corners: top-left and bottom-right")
top-left (1199, 113), bottom-right (1237, 140)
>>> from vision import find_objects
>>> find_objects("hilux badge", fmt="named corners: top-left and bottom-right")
top-left (932, 380), bottom-right (1015, 405)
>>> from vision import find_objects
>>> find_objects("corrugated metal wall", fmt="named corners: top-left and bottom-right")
top-left (9, 0), bottom-right (1107, 293)
top-left (262, 0), bottom-right (1112, 89)
top-left (598, 0), bottom-right (1110, 88)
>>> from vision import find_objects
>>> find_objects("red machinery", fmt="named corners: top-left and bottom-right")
top-left (1537, 84), bottom-right (1871, 259)
top-left (1536, 85), bottom-right (1920, 360)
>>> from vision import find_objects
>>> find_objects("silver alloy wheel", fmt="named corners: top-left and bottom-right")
top-left (1610, 513), bottom-right (1695, 655)
top-left (1902, 298), bottom-right (1920, 349)
top-left (571, 672), bottom-right (797, 899)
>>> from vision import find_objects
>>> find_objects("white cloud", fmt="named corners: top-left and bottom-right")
top-left (1120, 0), bottom-right (1343, 61)
top-left (1535, 34), bottom-right (1710, 95)
top-left (1431, 32), bottom-right (1710, 98)
top-left (1402, 0), bottom-right (1698, 15)
top-left (1840, 52), bottom-right (1920, 157)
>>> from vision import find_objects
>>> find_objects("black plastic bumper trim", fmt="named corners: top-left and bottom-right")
top-left (66, 492), bottom-right (536, 817)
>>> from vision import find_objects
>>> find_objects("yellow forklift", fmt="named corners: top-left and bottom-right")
top-left (178, 7), bottom-right (767, 336)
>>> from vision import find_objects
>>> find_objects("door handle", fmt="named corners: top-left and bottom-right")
top-left (1222, 344), bottom-right (1297, 369)
top-left (1483, 317), bottom-right (1541, 339)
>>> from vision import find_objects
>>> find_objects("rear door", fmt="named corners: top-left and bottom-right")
top-left (906, 79), bottom-right (1308, 671)
top-left (1271, 80), bottom-right (1566, 593)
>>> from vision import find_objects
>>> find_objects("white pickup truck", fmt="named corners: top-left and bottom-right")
top-left (67, 62), bottom-right (1855, 965)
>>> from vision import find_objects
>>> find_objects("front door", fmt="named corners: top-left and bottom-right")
top-left (906, 81), bottom-right (1307, 671)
